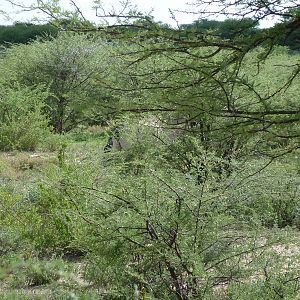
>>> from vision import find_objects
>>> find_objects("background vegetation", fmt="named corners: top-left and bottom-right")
top-left (0, 0), bottom-right (300, 299)
top-left (0, 22), bottom-right (57, 45)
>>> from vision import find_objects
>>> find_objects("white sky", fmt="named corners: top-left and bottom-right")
top-left (0, 0), bottom-right (276, 27)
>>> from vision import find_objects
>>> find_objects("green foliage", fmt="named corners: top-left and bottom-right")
top-left (0, 23), bottom-right (58, 45)
top-left (1, 2), bottom-right (300, 298)
top-left (84, 167), bottom-right (216, 297)
top-left (0, 85), bottom-right (51, 151)
top-left (227, 270), bottom-right (300, 300)
top-left (0, 159), bottom-right (92, 254)
top-left (181, 18), bottom-right (259, 40)
top-left (16, 146), bottom-right (103, 254)
top-left (81, 159), bottom-right (294, 299)
top-left (22, 168), bottom-right (88, 253)
top-left (230, 158), bottom-right (300, 228)
top-left (0, 32), bottom-right (114, 133)
top-left (0, 228), bottom-right (23, 256)
top-left (0, 293), bottom-right (44, 300)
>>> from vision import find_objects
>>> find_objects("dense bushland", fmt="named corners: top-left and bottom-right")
top-left (1, 1), bottom-right (300, 298)
top-left (0, 124), bottom-right (299, 299)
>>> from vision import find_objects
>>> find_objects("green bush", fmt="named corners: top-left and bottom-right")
top-left (0, 149), bottom-right (97, 255)
top-left (20, 159), bottom-right (97, 254)
top-left (229, 159), bottom-right (300, 229)
top-left (80, 163), bottom-right (267, 299)
top-left (0, 85), bottom-right (51, 151)
top-left (227, 271), bottom-right (300, 300)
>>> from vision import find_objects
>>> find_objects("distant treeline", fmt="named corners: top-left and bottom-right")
top-left (0, 22), bottom-right (58, 45)
top-left (0, 19), bottom-right (299, 51)
top-left (181, 18), bottom-right (300, 51)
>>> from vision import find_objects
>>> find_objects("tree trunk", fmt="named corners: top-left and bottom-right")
top-left (55, 97), bottom-right (66, 134)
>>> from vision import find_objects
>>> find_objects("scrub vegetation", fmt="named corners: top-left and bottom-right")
top-left (0, 1), bottom-right (300, 299)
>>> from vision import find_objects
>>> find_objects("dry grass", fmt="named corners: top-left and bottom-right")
top-left (0, 152), bottom-right (57, 181)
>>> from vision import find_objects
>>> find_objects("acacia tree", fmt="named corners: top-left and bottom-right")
top-left (100, 0), bottom-right (300, 162)
top-left (6, 1), bottom-right (300, 107)
top-left (0, 32), bottom-right (113, 133)
top-left (17, 0), bottom-right (300, 144)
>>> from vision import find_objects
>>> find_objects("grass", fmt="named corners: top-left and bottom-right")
top-left (0, 152), bottom-right (57, 180)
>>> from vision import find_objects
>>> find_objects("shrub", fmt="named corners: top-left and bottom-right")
top-left (229, 159), bottom-right (300, 229)
top-left (81, 163), bottom-right (281, 299)
top-left (0, 85), bottom-right (51, 151)
top-left (0, 148), bottom-right (98, 255)
top-left (227, 270), bottom-right (300, 300)
top-left (20, 159), bottom-right (97, 255)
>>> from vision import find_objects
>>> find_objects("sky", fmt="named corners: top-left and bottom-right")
top-left (0, 0), bottom-right (276, 27)
top-left (0, 0), bottom-right (198, 26)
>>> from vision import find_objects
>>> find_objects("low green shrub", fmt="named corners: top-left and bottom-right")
top-left (229, 159), bottom-right (300, 229)
top-left (0, 149), bottom-right (98, 255)
top-left (227, 270), bottom-right (300, 300)
top-left (0, 85), bottom-right (51, 151)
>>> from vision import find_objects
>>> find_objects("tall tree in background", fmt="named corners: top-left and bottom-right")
top-left (0, 32), bottom-right (114, 133)
top-left (18, 0), bottom-right (300, 139)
